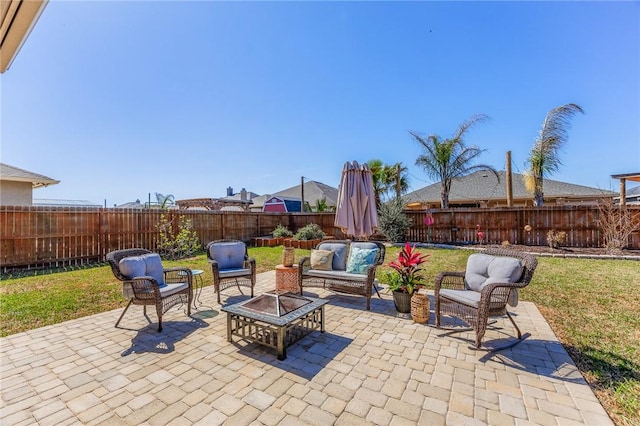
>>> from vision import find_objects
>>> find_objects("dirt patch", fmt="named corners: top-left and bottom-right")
top-left (467, 243), bottom-right (640, 258)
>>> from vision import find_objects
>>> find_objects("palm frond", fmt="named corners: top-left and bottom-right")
top-left (453, 114), bottom-right (490, 141)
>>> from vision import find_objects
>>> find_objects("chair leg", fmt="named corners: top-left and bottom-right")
top-left (506, 310), bottom-right (522, 339)
top-left (156, 304), bottom-right (163, 332)
top-left (115, 300), bottom-right (133, 328)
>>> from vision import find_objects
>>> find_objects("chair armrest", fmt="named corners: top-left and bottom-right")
top-left (127, 276), bottom-right (162, 299)
top-left (298, 256), bottom-right (311, 272)
top-left (163, 267), bottom-right (192, 287)
top-left (245, 257), bottom-right (256, 272)
top-left (208, 259), bottom-right (221, 277)
top-left (365, 263), bottom-right (378, 283)
top-left (479, 281), bottom-right (523, 307)
top-left (435, 271), bottom-right (465, 293)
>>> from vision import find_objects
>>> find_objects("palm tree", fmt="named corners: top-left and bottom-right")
top-left (525, 103), bottom-right (584, 206)
top-left (411, 114), bottom-right (497, 209)
top-left (314, 197), bottom-right (329, 212)
top-left (154, 193), bottom-right (175, 209)
top-left (389, 162), bottom-right (410, 200)
top-left (367, 159), bottom-right (392, 209)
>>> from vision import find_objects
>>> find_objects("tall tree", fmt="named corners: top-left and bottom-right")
top-left (525, 103), bottom-right (584, 206)
top-left (411, 114), bottom-right (497, 209)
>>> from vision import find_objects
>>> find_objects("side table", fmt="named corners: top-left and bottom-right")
top-left (275, 264), bottom-right (300, 293)
top-left (180, 269), bottom-right (205, 308)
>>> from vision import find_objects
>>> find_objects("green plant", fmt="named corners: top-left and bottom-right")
top-left (547, 229), bottom-right (567, 249)
top-left (293, 223), bottom-right (325, 241)
top-left (377, 198), bottom-right (411, 242)
top-left (411, 114), bottom-right (498, 208)
top-left (272, 224), bottom-right (293, 238)
top-left (156, 214), bottom-right (201, 260)
top-left (386, 242), bottom-right (429, 294)
top-left (524, 103), bottom-right (584, 206)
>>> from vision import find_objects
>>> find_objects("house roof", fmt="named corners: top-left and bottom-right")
top-left (117, 200), bottom-right (145, 209)
top-left (250, 180), bottom-right (338, 209)
top-left (222, 191), bottom-right (260, 202)
top-left (0, 163), bottom-right (60, 188)
top-left (404, 171), bottom-right (616, 205)
top-left (33, 199), bottom-right (101, 208)
top-left (1, 0), bottom-right (48, 73)
top-left (611, 172), bottom-right (640, 182)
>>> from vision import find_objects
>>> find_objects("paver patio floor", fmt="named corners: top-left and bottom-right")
top-left (1, 271), bottom-right (612, 425)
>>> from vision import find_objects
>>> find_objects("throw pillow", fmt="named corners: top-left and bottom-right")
top-left (310, 249), bottom-right (334, 271)
top-left (346, 247), bottom-right (378, 275)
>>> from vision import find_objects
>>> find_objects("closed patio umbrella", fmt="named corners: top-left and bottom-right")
top-left (334, 161), bottom-right (378, 238)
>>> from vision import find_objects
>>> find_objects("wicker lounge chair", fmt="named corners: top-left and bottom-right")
top-left (435, 248), bottom-right (538, 350)
top-left (106, 248), bottom-right (192, 332)
top-left (206, 239), bottom-right (256, 304)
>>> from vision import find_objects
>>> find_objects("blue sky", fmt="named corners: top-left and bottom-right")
top-left (2, 1), bottom-right (639, 206)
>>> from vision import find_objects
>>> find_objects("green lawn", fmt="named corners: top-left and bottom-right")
top-left (1, 246), bottom-right (638, 425)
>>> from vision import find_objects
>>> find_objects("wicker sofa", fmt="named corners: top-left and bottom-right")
top-left (297, 240), bottom-right (386, 310)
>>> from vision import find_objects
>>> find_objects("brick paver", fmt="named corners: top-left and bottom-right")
top-left (0, 271), bottom-right (613, 425)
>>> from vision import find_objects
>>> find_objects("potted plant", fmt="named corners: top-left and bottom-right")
top-left (386, 242), bottom-right (429, 314)
top-left (272, 224), bottom-right (294, 245)
top-left (290, 223), bottom-right (325, 249)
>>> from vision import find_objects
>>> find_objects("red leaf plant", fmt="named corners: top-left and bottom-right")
top-left (387, 242), bottom-right (429, 294)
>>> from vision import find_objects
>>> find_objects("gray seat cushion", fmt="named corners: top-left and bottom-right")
top-left (209, 241), bottom-right (246, 270)
top-left (122, 281), bottom-right (188, 299)
top-left (304, 269), bottom-right (369, 282)
top-left (440, 289), bottom-right (507, 309)
top-left (218, 268), bottom-right (251, 278)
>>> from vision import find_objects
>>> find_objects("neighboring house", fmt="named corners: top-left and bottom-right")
top-left (0, 163), bottom-right (59, 206)
top-left (220, 187), bottom-right (260, 211)
top-left (250, 180), bottom-right (338, 212)
top-left (33, 199), bottom-right (102, 208)
top-left (117, 200), bottom-right (145, 209)
top-left (611, 172), bottom-right (640, 206)
top-left (614, 185), bottom-right (640, 205)
top-left (404, 170), bottom-right (616, 209)
top-left (262, 196), bottom-right (302, 213)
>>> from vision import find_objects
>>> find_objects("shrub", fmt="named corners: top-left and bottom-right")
top-left (547, 230), bottom-right (567, 249)
top-left (293, 223), bottom-right (325, 241)
top-left (598, 199), bottom-right (640, 254)
top-left (156, 214), bottom-right (201, 260)
top-left (377, 198), bottom-right (410, 242)
top-left (272, 224), bottom-right (293, 238)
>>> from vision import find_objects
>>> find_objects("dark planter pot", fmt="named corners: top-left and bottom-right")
top-left (393, 291), bottom-right (412, 313)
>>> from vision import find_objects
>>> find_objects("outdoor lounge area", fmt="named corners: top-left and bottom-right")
top-left (1, 270), bottom-right (612, 425)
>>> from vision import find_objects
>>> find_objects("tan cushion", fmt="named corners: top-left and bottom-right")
top-left (310, 249), bottom-right (334, 271)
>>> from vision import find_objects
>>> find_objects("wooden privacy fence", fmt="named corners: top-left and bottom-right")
top-left (405, 206), bottom-right (640, 248)
top-left (0, 207), bottom-right (340, 269)
top-left (1, 205), bottom-right (638, 269)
